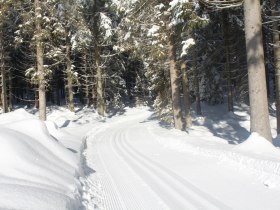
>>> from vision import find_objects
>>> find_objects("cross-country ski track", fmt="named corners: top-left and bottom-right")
top-left (81, 108), bottom-right (280, 210)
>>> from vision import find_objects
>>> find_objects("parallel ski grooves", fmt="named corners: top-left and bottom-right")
top-left (121, 129), bottom-right (231, 210)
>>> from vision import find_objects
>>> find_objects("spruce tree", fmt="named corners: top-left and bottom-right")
top-left (244, 0), bottom-right (272, 141)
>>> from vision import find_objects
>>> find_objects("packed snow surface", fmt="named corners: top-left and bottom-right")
top-left (83, 106), bottom-right (280, 210)
top-left (1, 104), bottom-right (280, 210)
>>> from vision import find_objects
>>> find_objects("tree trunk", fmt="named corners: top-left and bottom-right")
top-left (89, 54), bottom-right (96, 108)
top-left (66, 42), bottom-right (74, 112)
top-left (8, 69), bottom-right (12, 111)
top-left (222, 11), bottom-right (234, 112)
top-left (167, 32), bottom-right (184, 130)
top-left (181, 62), bottom-right (192, 128)
top-left (243, 0), bottom-right (272, 141)
top-left (35, 0), bottom-right (46, 121)
top-left (1, 65), bottom-right (7, 113)
top-left (194, 48), bottom-right (202, 115)
top-left (93, 0), bottom-right (105, 116)
top-left (95, 42), bottom-right (104, 115)
top-left (271, 0), bottom-right (280, 134)
top-left (0, 25), bottom-right (7, 113)
top-left (83, 54), bottom-right (90, 106)
top-left (85, 74), bottom-right (89, 106)
top-left (35, 87), bottom-right (39, 108)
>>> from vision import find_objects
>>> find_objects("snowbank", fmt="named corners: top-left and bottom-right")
top-left (148, 121), bottom-right (280, 188)
top-left (236, 132), bottom-right (280, 157)
top-left (0, 109), bottom-right (83, 210)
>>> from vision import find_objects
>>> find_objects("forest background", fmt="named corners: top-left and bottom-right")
top-left (0, 0), bottom-right (279, 142)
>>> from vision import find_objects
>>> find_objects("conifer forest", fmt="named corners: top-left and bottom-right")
top-left (0, 0), bottom-right (279, 141)
top-left (2, 1), bottom-right (280, 210)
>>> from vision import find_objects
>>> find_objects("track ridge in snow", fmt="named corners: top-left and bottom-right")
top-left (82, 108), bottom-right (280, 210)
top-left (116, 129), bottom-right (231, 210)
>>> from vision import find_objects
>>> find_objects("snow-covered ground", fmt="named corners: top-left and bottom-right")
top-left (0, 106), bottom-right (102, 210)
top-left (0, 104), bottom-right (280, 209)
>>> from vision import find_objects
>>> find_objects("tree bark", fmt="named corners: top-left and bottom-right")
top-left (93, 0), bottom-right (105, 116)
top-left (8, 69), bottom-right (12, 111)
top-left (181, 62), bottom-right (192, 128)
top-left (1, 64), bottom-right (7, 113)
top-left (194, 48), bottom-right (202, 115)
top-left (271, 0), bottom-right (280, 134)
top-left (35, 0), bottom-right (46, 121)
top-left (167, 32), bottom-right (184, 130)
top-left (243, 0), bottom-right (272, 141)
top-left (83, 53), bottom-right (90, 106)
top-left (95, 39), bottom-right (105, 116)
top-left (89, 53), bottom-right (96, 108)
top-left (0, 24), bottom-right (7, 113)
top-left (66, 42), bottom-right (74, 112)
top-left (85, 74), bottom-right (89, 106)
top-left (35, 87), bottom-right (39, 108)
top-left (222, 11), bottom-right (234, 112)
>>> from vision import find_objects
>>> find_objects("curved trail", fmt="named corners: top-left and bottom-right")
top-left (84, 109), bottom-right (280, 210)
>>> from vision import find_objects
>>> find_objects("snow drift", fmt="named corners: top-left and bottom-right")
top-left (0, 109), bottom-right (82, 210)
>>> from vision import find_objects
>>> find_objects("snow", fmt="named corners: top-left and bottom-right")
top-left (147, 25), bottom-right (160, 37)
top-left (82, 106), bottom-right (280, 210)
top-left (100, 12), bottom-right (112, 39)
top-left (181, 38), bottom-right (195, 57)
top-left (236, 132), bottom-right (280, 156)
top-left (124, 31), bottom-right (131, 40)
top-left (169, 0), bottom-right (189, 10)
top-left (155, 3), bottom-right (165, 10)
top-left (0, 109), bottom-right (84, 210)
top-left (1, 104), bottom-right (280, 209)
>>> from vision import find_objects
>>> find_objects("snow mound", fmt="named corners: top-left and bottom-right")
top-left (0, 108), bottom-right (35, 124)
top-left (0, 110), bottom-right (82, 210)
top-left (148, 123), bottom-right (280, 188)
top-left (2, 118), bottom-right (77, 167)
top-left (235, 132), bottom-right (280, 157)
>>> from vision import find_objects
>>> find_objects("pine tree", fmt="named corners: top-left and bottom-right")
top-left (34, 0), bottom-right (46, 121)
top-left (181, 62), bottom-right (192, 128)
top-left (222, 11), bottom-right (234, 112)
top-left (271, 0), bottom-right (280, 134)
top-left (166, 24), bottom-right (184, 130)
top-left (244, 0), bottom-right (272, 141)
top-left (0, 8), bottom-right (8, 113)
top-left (77, 0), bottom-right (129, 115)
top-left (0, 0), bottom-right (16, 113)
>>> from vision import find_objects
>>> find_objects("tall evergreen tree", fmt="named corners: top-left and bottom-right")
top-left (271, 0), bottom-right (280, 134)
top-left (34, 0), bottom-right (46, 120)
top-left (244, 0), bottom-right (272, 141)
top-left (0, 0), bottom-right (17, 112)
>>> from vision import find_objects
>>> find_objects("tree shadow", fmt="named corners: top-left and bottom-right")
top-left (143, 112), bottom-right (174, 129)
top-left (60, 120), bottom-right (71, 128)
top-left (192, 103), bottom-right (251, 144)
top-left (67, 148), bottom-right (78, 154)
top-left (143, 103), bottom-right (251, 145)
top-left (107, 107), bottom-right (127, 118)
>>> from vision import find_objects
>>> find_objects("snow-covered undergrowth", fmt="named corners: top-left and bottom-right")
top-left (0, 108), bottom-right (90, 210)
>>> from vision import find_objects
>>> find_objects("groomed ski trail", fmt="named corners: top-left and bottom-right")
top-left (82, 108), bottom-right (280, 210)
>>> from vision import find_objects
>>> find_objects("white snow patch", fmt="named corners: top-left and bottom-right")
top-left (0, 109), bottom-right (84, 210)
top-left (169, 0), bottom-right (189, 10)
top-left (181, 38), bottom-right (195, 57)
top-left (147, 25), bottom-right (160, 37)
top-left (236, 132), bottom-right (280, 157)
